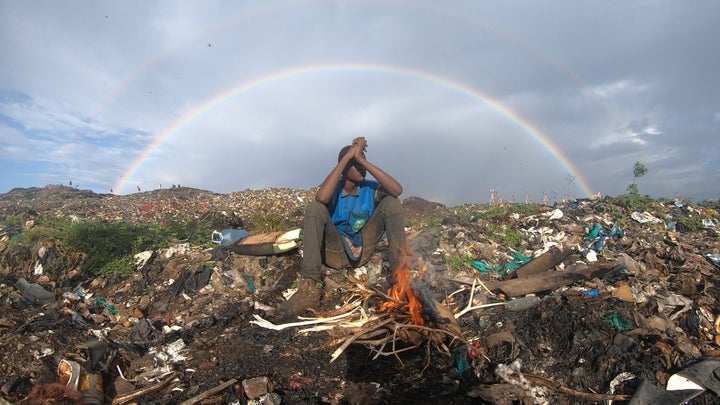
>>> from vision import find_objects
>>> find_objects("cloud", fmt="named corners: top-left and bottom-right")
top-left (1, 0), bottom-right (718, 204)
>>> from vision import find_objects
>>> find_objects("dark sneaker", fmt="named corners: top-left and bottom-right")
top-left (277, 278), bottom-right (323, 319)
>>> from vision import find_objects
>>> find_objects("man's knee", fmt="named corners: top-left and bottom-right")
top-left (305, 200), bottom-right (329, 217)
top-left (378, 196), bottom-right (403, 215)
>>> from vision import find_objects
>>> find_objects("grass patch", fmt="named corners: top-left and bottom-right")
top-left (248, 210), bottom-right (288, 233)
top-left (7, 208), bottom-right (233, 278)
top-left (404, 213), bottom-right (444, 230)
top-left (456, 203), bottom-right (539, 222)
top-left (486, 223), bottom-right (527, 248)
top-left (62, 220), bottom-right (171, 276)
top-left (674, 213), bottom-right (704, 232)
top-left (160, 213), bottom-right (219, 246)
top-left (443, 253), bottom-right (474, 272)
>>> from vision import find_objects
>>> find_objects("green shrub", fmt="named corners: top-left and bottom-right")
top-left (62, 220), bottom-right (166, 276)
top-left (249, 210), bottom-right (288, 233)
top-left (96, 257), bottom-right (134, 277)
top-left (674, 214), bottom-right (704, 232)
top-left (612, 184), bottom-right (654, 211)
top-left (7, 211), bottom-right (221, 278)
top-left (614, 162), bottom-right (653, 210)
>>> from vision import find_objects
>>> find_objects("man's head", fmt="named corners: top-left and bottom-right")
top-left (338, 145), bottom-right (367, 179)
top-left (338, 145), bottom-right (352, 163)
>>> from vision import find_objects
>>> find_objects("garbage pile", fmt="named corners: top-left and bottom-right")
top-left (0, 185), bottom-right (718, 404)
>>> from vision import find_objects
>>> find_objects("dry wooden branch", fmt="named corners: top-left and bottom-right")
top-left (474, 278), bottom-right (497, 300)
top-left (347, 275), bottom-right (404, 305)
top-left (392, 323), bottom-right (467, 346)
top-left (455, 302), bottom-right (506, 319)
top-left (308, 298), bottom-right (363, 318)
top-left (111, 372), bottom-right (178, 405)
top-left (353, 329), bottom-right (395, 345)
top-left (250, 306), bottom-right (362, 331)
top-left (373, 343), bottom-right (419, 362)
top-left (259, 276), bottom-right (469, 367)
top-left (330, 317), bottom-right (395, 363)
top-left (453, 277), bottom-right (506, 319)
top-left (177, 378), bottom-right (238, 405)
top-left (299, 317), bottom-right (373, 333)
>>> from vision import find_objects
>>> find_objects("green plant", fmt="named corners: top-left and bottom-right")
top-left (404, 213), bottom-right (443, 230)
top-left (63, 221), bottom-right (137, 275)
top-left (443, 253), bottom-right (474, 272)
top-left (0, 213), bottom-right (26, 229)
top-left (613, 190), bottom-right (653, 211)
top-left (608, 208), bottom-right (628, 225)
top-left (674, 214), bottom-right (704, 232)
top-left (249, 210), bottom-right (288, 233)
top-left (9, 212), bottom-right (222, 278)
top-left (58, 219), bottom-right (182, 277)
top-left (18, 216), bottom-right (71, 243)
top-left (632, 161), bottom-right (648, 185)
top-left (485, 223), bottom-right (527, 248)
top-left (96, 257), bottom-right (134, 277)
top-left (697, 199), bottom-right (720, 210)
top-left (476, 206), bottom-right (510, 219)
top-left (613, 161), bottom-right (653, 210)
top-left (472, 203), bottom-right (539, 220)
top-left (160, 213), bottom-right (218, 247)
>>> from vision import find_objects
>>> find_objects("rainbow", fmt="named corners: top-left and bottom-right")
top-left (113, 63), bottom-right (594, 197)
top-left (90, 1), bottom-right (615, 123)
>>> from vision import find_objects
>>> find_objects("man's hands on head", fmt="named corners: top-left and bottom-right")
top-left (351, 137), bottom-right (367, 161)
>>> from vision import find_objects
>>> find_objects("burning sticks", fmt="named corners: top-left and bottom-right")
top-left (379, 251), bottom-right (425, 326)
top-left (252, 249), bottom-right (468, 366)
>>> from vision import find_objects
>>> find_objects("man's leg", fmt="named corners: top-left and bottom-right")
top-left (301, 201), bottom-right (349, 281)
top-left (279, 201), bottom-right (348, 319)
top-left (359, 196), bottom-right (407, 274)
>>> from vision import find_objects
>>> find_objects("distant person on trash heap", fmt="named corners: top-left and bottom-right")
top-left (278, 136), bottom-right (407, 319)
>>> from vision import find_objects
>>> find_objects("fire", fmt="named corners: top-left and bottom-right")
top-left (380, 250), bottom-right (425, 326)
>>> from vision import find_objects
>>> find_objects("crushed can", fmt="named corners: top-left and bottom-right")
top-left (57, 359), bottom-right (81, 390)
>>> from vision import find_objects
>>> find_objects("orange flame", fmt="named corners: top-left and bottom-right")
top-left (380, 249), bottom-right (425, 326)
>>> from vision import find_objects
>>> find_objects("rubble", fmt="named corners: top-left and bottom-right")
top-left (0, 185), bottom-right (718, 404)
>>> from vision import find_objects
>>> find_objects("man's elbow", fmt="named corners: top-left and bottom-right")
top-left (315, 194), bottom-right (331, 205)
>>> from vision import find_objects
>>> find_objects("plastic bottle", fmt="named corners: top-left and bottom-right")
top-left (707, 253), bottom-right (720, 266)
top-left (14, 278), bottom-right (55, 305)
top-left (666, 219), bottom-right (676, 232)
top-left (505, 296), bottom-right (540, 312)
top-left (211, 229), bottom-right (250, 246)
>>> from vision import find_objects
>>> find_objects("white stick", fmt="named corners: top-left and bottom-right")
top-left (250, 307), bottom-right (362, 331)
top-left (455, 302), bottom-right (507, 319)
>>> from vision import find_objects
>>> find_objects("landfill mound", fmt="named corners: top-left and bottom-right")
top-left (0, 185), bottom-right (719, 404)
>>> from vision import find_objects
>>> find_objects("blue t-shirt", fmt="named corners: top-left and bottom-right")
top-left (330, 179), bottom-right (381, 261)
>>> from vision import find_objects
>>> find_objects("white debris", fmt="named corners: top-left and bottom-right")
top-left (631, 211), bottom-right (663, 224)
top-left (134, 251), bottom-right (153, 268)
top-left (495, 359), bottom-right (550, 405)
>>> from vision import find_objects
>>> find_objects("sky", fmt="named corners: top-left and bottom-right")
top-left (1, 0), bottom-right (718, 206)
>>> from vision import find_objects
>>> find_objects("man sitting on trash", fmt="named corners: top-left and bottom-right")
top-left (278, 136), bottom-right (407, 319)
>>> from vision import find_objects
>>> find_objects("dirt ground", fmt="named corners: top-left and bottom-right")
top-left (1, 186), bottom-right (719, 404)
